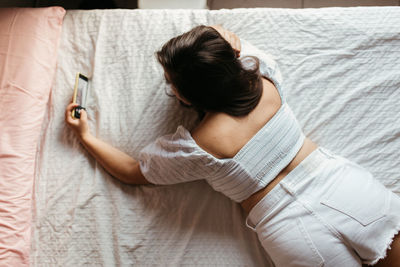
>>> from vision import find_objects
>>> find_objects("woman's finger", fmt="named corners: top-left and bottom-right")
top-left (210, 24), bottom-right (223, 32)
top-left (65, 103), bottom-right (80, 121)
top-left (230, 35), bottom-right (239, 52)
top-left (80, 109), bottom-right (88, 121)
top-left (65, 111), bottom-right (78, 124)
top-left (230, 32), bottom-right (239, 48)
top-left (66, 102), bottom-right (80, 113)
top-left (65, 105), bottom-right (73, 119)
top-left (233, 38), bottom-right (241, 56)
top-left (225, 30), bottom-right (238, 50)
top-left (227, 33), bottom-right (234, 46)
top-left (236, 36), bottom-right (241, 52)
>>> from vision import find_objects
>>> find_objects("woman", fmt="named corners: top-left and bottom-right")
top-left (65, 25), bottom-right (400, 266)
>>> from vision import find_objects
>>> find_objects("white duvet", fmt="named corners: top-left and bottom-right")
top-left (33, 7), bottom-right (400, 266)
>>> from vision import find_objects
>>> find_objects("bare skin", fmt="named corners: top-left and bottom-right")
top-left (65, 25), bottom-right (400, 266)
top-left (189, 76), bottom-right (319, 214)
top-left (373, 232), bottom-right (400, 267)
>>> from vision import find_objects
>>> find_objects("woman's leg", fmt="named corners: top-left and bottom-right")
top-left (374, 232), bottom-right (400, 267)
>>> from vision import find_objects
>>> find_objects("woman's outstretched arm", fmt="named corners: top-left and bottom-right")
top-left (65, 102), bottom-right (151, 185)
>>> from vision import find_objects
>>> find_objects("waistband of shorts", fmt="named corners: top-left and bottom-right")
top-left (246, 146), bottom-right (341, 231)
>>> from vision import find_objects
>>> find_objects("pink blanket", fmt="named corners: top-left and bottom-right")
top-left (0, 7), bottom-right (65, 266)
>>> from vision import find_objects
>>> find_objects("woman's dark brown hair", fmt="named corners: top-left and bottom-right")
top-left (156, 25), bottom-right (263, 117)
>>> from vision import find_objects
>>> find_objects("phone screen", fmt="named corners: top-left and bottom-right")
top-left (75, 74), bottom-right (88, 107)
top-left (72, 73), bottom-right (89, 119)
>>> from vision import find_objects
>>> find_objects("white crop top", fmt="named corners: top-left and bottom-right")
top-left (139, 39), bottom-right (305, 202)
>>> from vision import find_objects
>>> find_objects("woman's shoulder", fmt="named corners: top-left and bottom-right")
top-left (190, 77), bottom-right (282, 160)
top-left (190, 113), bottom-right (241, 159)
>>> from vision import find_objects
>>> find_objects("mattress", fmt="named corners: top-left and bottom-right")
top-left (32, 7), bottom-right (400, 266)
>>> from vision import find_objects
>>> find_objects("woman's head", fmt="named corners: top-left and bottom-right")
top-left (156, 25), bottom-right (262, 117)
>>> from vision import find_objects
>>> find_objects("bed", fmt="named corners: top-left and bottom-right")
top-left (1, 6), bottom-right (400, 267)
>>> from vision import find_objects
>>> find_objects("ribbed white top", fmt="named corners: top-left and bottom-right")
top-left (139, 39), bottom-right (305, 202)
top-left (204, 103), bottom-right (305, 202)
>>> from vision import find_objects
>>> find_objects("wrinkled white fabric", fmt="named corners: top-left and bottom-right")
top-left (32, 7), bottom-right (400, 266)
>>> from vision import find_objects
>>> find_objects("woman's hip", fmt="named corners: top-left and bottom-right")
top-left (241, 138), bottom-right (318, 214)
top-left (245, 147), bottom-right (400, 266)
top-left (245, 146), bottom-right (342, 230)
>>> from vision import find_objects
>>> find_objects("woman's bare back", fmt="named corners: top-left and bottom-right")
top-left (191, 77), bottom-right (281, 158)
top-left (190, 76), bottom-right (318, 213)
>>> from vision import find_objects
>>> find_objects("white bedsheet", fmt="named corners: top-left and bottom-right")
top-left (32, 7), bottom-right (400, 266)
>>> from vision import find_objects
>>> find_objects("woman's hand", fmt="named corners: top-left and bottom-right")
top-left (64, 102), bottom-right (150, 185)
top-left (65, 102), bottom-right (90, 139)
top-left (210, 25), bottom-right (241, 57)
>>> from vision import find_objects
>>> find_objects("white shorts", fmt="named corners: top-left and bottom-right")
top-left (246, 147), bottom-right (400, 267)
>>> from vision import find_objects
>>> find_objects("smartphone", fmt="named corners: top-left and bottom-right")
top-left (72, 72), bottom-right (89, 119)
